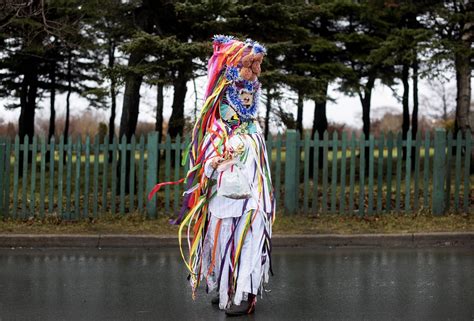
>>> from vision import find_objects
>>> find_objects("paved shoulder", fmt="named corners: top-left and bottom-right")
top-left (0, 232), bottom-right (472, 248)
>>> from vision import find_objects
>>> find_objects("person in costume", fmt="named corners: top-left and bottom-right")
top-left (149, 35), bottom-right (275, 316)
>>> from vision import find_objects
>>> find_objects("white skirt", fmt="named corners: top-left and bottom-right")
top-left (201, 208), bottom-right (271, 309)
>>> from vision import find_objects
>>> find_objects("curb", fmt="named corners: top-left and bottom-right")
top-left (0, 232), bottom-right (472, 248)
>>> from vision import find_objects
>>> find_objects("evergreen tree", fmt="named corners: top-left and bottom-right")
top-left (84, 0), bottom-right (137, 147)
top-left (426, 0), bottom-right (473, 138)
top-left (336, 1), bottom-right (396, 138)
top-left (372, 1), bottom-right (432, 160)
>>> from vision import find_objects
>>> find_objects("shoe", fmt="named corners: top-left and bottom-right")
top-left (224, 294), bottom-right (256, 316)
top-left (211, 295), bottom-right (219, 305)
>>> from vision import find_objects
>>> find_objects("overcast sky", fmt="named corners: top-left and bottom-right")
top-left (0, 70), bottom-right (465, 134)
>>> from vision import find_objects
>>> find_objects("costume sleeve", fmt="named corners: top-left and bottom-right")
top-left (202, 133), bottom-right (219, 179)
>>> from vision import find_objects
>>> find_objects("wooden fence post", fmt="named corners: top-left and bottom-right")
top-left (146, 132), bottom-right (158, 218)
top-left (432, 128), bottom-right (446, 216)
top-left (284, 130), bottom-right (299, 214)
top-left (0, 138), bottom-right (4, 216)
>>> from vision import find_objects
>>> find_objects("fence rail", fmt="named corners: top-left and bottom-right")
top-left (0, 128), bottom-right (472, 220)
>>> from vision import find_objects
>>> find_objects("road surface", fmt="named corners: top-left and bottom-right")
top-left (0, 247), bottom-right (472, 320)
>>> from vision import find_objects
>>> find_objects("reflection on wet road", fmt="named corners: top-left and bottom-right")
top-left (0, 247), bottom-right (472, 321)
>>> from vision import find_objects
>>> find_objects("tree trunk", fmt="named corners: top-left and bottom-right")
top-left (296, 91), bottom-right (304, 134)
top-left (311, 81), bottom-right (329, 170)
top-left (18, 64), bottom-right (38, 144)
top-left (312, 84), bottom-right (329, 139)
top-left (48, 62), bottom-right (56, 142)
top-left (411, 56), bottom-right (418, 140)
top-left (358, 76), bottom-right (375, 139)
top-left (117, 50), bottom-right (145, 195)
top-left (18, 59), bottom-right (38, 175)
top-left (155, 82), bottom-right (164, 180)
top-left (401, 63), bottom-right (410, 160)
top-left (264, 88), bottom-right (271, 139)
top-left (411, 54), bottom-right (419, 169)
top-left (155, 83), bottom-right (164, 139)
top-left (108, 40), bottom-right (117, 163)
top-left (63, 52), bottom-right (72, 145)
top-left (453, 40), bottom-right (473, 173)
top-left (358, 75), bottom-right (375, 169)
top-left (454, 48), bottom-right (472, 137)
top-left (119, 50), bottom-right (144, 141)
top-left (168, 68), bottom-right (188, 138)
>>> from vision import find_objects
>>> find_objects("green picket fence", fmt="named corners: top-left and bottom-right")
top-left (0, 128), bottom-right (472, 220)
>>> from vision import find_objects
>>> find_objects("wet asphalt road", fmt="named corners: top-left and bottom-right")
top-left (0, 247), bottom-right (472, 321)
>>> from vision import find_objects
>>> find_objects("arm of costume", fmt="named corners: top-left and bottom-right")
top-left (202, 133), bottom-right (220, 179)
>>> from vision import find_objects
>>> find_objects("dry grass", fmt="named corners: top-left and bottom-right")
top-left (272, 213), bottom-right (473, 234)
top-left (0, 211), bottom-right (472, 235)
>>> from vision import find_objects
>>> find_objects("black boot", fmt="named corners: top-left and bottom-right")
top-left (224, 294), bottom-right (256, 316)
top-left (211, 295), bottom-right (219, 305)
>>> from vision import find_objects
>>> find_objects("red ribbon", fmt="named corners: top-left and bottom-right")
top-left (147, 178), bottom-right (185, 201)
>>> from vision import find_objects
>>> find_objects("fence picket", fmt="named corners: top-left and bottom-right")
top-left (284, 130), bottom-right (299, 214)
top-left (93, 135), bottom-right (100, 218)
top-left (376, 133), bottom-right (384, 213)
top-left (83, 136), bottom-right (91, 217)
top-left (48, 137), bottom-right (55, 215)
top-left (423, 131), bottom-right (430, 209)
top-left (453, 131), bottom-right (462, 212)
top-left (395, 132), bottom-right (402, 213)
top-left (119, 135), bottom-right (127, 215)
top-left (433, 129), bottom-right (447, 215)
top-left (348, 132), bottom-right (356, 215)
top-left (146, 132), bottom-right (158, 218)
top-left (164, 135), bottom-right (171, 214)
top-left (174, 135), bottom-right (181, 214)
top-left (340, 132), bottom-right (347, 214)
top-left (57, 135), bottom-right (64, 218)
top-left (303, 134), bottom-right (310, 214)
top-left (138, 135), bottom-right (145, 213)
top-left (413, 131), bottom-right (421, 211)
top-left (0, 138), bottom-right (4, 215)
top-left (39, 136), bottom-right (46, 218)
top-left (102, 137), bottom-right (109, 216)
top-left (386, 132), bottom-right (394, 212)
top-left (311, 132), bottom-right (319, 214)
top-left (74, 138), bottom-right (82, 219)
top-left (330, 132), bottom-right (338, 213)
top-left (266, 134), bottom-right (273, 170)
top-left (358, 133), bottom-right (366, 216)
top-left (275, 133), bottom-right (282, 207)
top-left (405, 130), bottom-right (412, 213)
top-left (368, 134), bottom-right (375, 215)
top-left (12, 136), bottom-right (19, 218)
top-left (463, 132), bottom-right (471, 213)
top-left (111, 136), bottom-right (118, 216)
top-left (66, 137), bottom-right (73, 219)
top-left (129, 135), bottom-right (136, 213)
top-left (322, 131), bottom-right (329, 214)
top-left (445, 131), bottom-right (453, 212)
top-left (21, 136), bottom-right (29, 218)
top-left (5, 139), bottom-right (11, 218)
top-left (29, 136), bottom-right (37, 215)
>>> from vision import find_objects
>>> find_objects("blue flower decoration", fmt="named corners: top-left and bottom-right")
top-left (225, 66), bottom-right (239, 81)
top-left (245, 38), bottom-right (255, 46)
top-left (252, 42), bottom-right (266, 54)
top-left (244, 38), bottom-right (267, 54)
top-left (243, 80), bottom-right (256, 92)
top-left (213, 34), bottom-right (234, 44)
